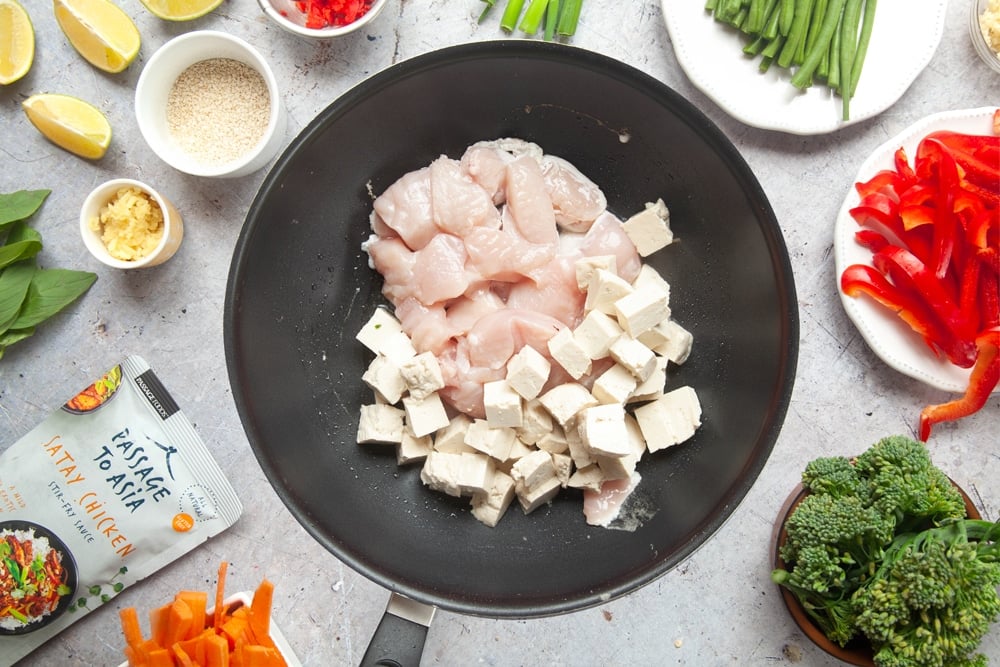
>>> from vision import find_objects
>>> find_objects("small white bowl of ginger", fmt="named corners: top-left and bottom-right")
top-left (80, 178), bottom-right (184, 269)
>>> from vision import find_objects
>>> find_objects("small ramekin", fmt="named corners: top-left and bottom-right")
top-left (971, 0), bottom-right (1000, 74)
top-left (257, 0), bottom-right (388, 39)
top-left (80, 179), bottom-right (184, 269)
top-left (134, 31), bottom-right (287, 178)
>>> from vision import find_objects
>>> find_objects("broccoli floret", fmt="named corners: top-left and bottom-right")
top-left (854, 435), bottom-right (967, 531)
top-left (851, 520), bottom-right (1000, 667)
top-left (801, 455), bottom-right (869, 500)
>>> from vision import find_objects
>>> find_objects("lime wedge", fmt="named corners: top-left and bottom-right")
top-left (54, 0), bottom-right (140, 73)
top-left (22, 93), bottom-right (112, 160)
top-left (0, 0), bottom-right (34, 85)
top-left (139, 0), bottom-right (223, 21)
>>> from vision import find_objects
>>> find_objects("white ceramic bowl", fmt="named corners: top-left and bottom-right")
top-left (135, 31), bottom-right (287, 178)
top-left (972, 0), bottom-right (1000, 73)
top-left (80, 179), bottom-right (184, 269)
top-left (257, 0), bottom-right (387, 39)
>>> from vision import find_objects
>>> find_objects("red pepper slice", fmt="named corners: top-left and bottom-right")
top-left (919, 326), bottom-right (1000, 441)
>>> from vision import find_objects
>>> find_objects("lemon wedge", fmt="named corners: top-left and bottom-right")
top-left (139, 0), bottom-right (222, 21)
top-left (22, 93), bottom-right (112, 160)
top-left (54, 0), bottom-right (140, 73)
top-left (0, 0), bottom-right (34, 85)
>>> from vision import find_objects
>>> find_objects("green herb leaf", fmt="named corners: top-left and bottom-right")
top-left (10, 268), bottom-right (97, 330)
top-left (0, 260), bottom-right (37, 336)
top-left (0, 222), bottom-right (43, 270)
top-left (0, 189), bottom-right (50, 228)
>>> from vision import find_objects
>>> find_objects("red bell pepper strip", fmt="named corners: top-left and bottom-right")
top-left (919, 326), bottom-right (1000, 441)
top-left (893, 146), bottom-right (917, 184)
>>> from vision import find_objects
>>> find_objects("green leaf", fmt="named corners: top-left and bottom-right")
top-left (0, 260), bottom-right (37, 336)
top-left (10, 268), bottom-right (97, 330)
top-left (0, 189), bottom-right (50, 228)
top-left (0, 222), bottom-right (43, 270)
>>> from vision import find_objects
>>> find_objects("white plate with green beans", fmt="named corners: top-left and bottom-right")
top-left (663, 0), bottom-right (947, 134)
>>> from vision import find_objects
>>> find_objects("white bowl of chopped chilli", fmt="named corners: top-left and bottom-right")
top-left (257, 0), bottom-right (388, 39)
top-left (134, 31), bottom-right (287, 178)
top-left (0, 521), bottom-right (77, 635)
top-left (80, 179), bottom-right (184, 269)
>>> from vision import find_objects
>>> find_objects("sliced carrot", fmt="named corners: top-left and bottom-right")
top-left (171, 643), bottom-right (195, 667)
top-left (163, 598), bottom-right (194, 647)
top-left (149, 602), bottom-right (172, 648)
top-left (214, 561), bottom-right (229, 630)
top-left (204, 632), bottom-right (231, 667)
top-left (120, 607), bottom-right (145, 649)
top-left (177, 590), bottom-right (208, 632)
top-left (248, 579), bottom-right (274, 644)
top-left (146, 647), bottom-right (174, 667)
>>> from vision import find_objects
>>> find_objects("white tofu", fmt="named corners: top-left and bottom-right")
top-left (628, 356), bottom-right (667, 404)
top-left (614, 288), bottom-right (670, 338)
top-left (631, 263), bottom-right (672, 301)
top-left (651, 320), bottom-right (695, 365)
top-left (357, 403), bottom-right (406, 444)
top-left (552, 452), bottom-right (573, 487)
top-left (534, 422), bottom-right (569, 454)
top-left (637, 319), bottom-right (672, 349)
top-left (464, 418), bottom-right (517, 461)
top-left (504, 438), bottom-right (535, 463)
top-left (538, 382), bottom-right (599, 427)
top-left (397, 428), bottom-right (433, 465)
top-left (567, 463), bottom-right (606, 491)
top-left (609, 335), bottom-right (657, 382)
top-left (483, 379), bottom-right (524, 428)
top-left (622, 200), bottom-right (673, 256)
top-left (565, 420), bottom-right (593, 469)
top-left (510, 449), bottom-right (557, 491)
top-left (505, 345), bottom-right (551, 400)
top-left (362, 354), bottom-right (407, 405)
top-left (516, 475), bottom-right (562, 513)
top-left (633, 385), bottom-right (702, 453)
top-left (420, 451), bottom-right (495, 497)
top-left (591, 363), bottom-right (638, 405)
top-left (399, 351), bottom-right (445, 401)
top-left (573, 309), bottom-right (623, 360)
top-left (585, 269), bottom-right (633, 315)
top-left (356, 308), bottom-right (416, 363)
top-left (517, 399), bottom-right (553, 446)
top-left (594, 415), bottom-right (646, 480)
top-left (578, 403), bottom-right (631, 458)
top-left (547, 328), bottom-right (592, 380)
top-left (402, 392), bottom-right (450, 438)
top-left (433, 414), bottom-right (476, 453)
top-left (574, 254), bottom-right (618, 291)
top-left (471, 471), bottom-right (517, 527)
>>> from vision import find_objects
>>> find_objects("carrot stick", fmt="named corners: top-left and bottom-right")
top-left (120, 607), bottom-right (145, 649)
top-left (177, 590), bottom-right (208, 632)
top-left (213, 561), bottom-right (229, 630)
top-left (248, 579), bottom-right (274, 644)
top-left (164, 598), bottom-right (194, 647)
top-left (149, 603), bottom-right (172, 649)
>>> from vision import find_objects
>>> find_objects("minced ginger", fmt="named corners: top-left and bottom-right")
top-left (90, 186), bottom-right (164, 261)
top-left (981, 0), bottom-right (1000, 57)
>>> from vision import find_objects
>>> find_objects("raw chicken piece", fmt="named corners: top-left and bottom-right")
top-left (465, 309), bottom-right (565, 370)
top-left (580, 211), bottom-right (642, 283)
top-left (372, 167), bottom-right (436, 250)
top-left (394, 299), bottom-right (454, 355)
top-left (366, 234), bottom-right (478, 306)
top-left (505, 155), bottom-right (559, 246)
top-left (429, 156), bottom-right (501, 236)
top-left (460, 138), bottom-right (544, 204)
top-left (540, 154), bottom-right (608, 232)
top-left (444, 286), bottom-right (506, 334)
top-left (508, 256), bottom-right (587, 328)
top-left (583, 472), bottom-right (642, 527)
top-left (437, 339), bottom-right (507, 418)
top-left (463, 227), bottom-right (556, 283)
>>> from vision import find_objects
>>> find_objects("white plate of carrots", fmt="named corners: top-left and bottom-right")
top-left (662, 0), bottom-right (947, 134)
top-left (117, 562), bottom-right (300, 667)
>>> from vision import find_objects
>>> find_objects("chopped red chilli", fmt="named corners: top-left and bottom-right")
top-left (287, 0), bottom-right (374, 29)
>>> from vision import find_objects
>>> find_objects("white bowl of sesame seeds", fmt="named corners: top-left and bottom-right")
top-left (135, 31), bottom-right (287, 178)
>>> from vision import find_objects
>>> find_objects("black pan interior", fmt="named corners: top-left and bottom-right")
top-left (224, 40), bottom-right (798, 618)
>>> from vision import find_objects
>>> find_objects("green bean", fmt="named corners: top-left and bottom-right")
top-left (848, 0), bottom-right (877, 98)
top-left (790, 0), bottom-right (845, 89)
top-left (839, 0), bottom-right (862, 119)
top-left (778, 0), bottom-right (795, 35)
top-left (777, 0), bottom-right (813, 69)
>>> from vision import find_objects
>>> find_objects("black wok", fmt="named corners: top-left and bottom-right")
top-left (224, 40), bottom-right (798, 662)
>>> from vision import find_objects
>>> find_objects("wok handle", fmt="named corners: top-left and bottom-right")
top-left (360, 592), bottom-right (436, 667)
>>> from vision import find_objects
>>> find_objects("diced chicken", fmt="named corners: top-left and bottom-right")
top-left (580, 212), bottom-right (642, 283)
top-left (372, 167), bottom-right (436, 250)
top-left (429, 156), bottom-right (501, 236)
top-left (540, 154), bottom-right (608, 232)
top-left (504, 155), bottom-right (559, 246)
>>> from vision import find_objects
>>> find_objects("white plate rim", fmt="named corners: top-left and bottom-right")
top-left (833, 106), bottom-right (998, 394)
top-left (662, 0), bottom-right (949, 135)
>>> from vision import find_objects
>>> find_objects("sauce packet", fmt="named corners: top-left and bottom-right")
top-left (0, 355), bottom-right (242, 664)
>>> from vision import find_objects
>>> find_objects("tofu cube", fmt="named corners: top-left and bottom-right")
top-left (402, 392), bottom-right (450, 438)
top-left (517, 399), bottom-right (553, 446)
top-left (575, 255), bottom-right (618, 291)
top-left (552, 452), bottom-right (573, 487)
top-left (538, 382), bottom-right (599, 427)
top-left (397, 428), bottom-right (433, 465)
top-left (633, 385), bottom-right (702, 453)
top-left (506, 345), bottom-right (551, 400)
top-left (585, 269), bottom-right (633, 315)
top-left (464, 418), bottom-right (517, 461)
top-left (483, 379), bottom-right (524, 428)
top-left (628, 356), bottom-right (668, 404)
top-left (399, 352), bottom-right (445, 401)
top-left (356, 308), bottom-right (416, 363)
top-left (567, 463), bottom-right (606, 491)
top-left (510, 450), bottom-right (557, 491)
top-left (591, 363), bottom-right (638, 405)
top-left (362, 354), bottom-right (407, 405)
top-left (434, 414), bottom-right (476, 453)
top-left (594, 415), bottom-right (646, 480)
top-left (534, 422), bottom-right (569, 454)
top-left (651, 320), bottom-right (695, 365)
top-left (631, 263), bottom-right (671, 301)
top-left (565, 421), bottom-right (593, 469)
top-left (578, 403), bottom-right (631, 458)
top-left (614, 288), bottom-right (670, 338)
top-left (420, 451), bottom-right (495, 497)
top-left (573, 310), bottom-right (623, 360)
top-left (547, 328), bottom-right (592, 380)
top-left (622, 200), bottom-right (673, 256)
top-left (609, 335), bottom-right (657, 382)
top-left (516, 475), bottom-right (562, 514)
top-left (471, 471), bottom-right (517, 527)
top-left (357, 403), bottom-right (406, 444)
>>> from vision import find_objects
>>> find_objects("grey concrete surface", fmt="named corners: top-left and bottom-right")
top-left (1, 1), bottom-right (998, 665)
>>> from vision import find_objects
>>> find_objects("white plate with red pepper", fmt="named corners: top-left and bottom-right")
top-left (833, 106), bottom-right (999, 400)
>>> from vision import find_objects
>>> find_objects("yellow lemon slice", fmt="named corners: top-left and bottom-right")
top-left (22, 93), bottom-right (112, 160)
top-left (139, 0), bottom-right (223, 21)
top-left (54, 0), bottom-right (140, 73)
top-left (0, 0), bottom-right (34, 85)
